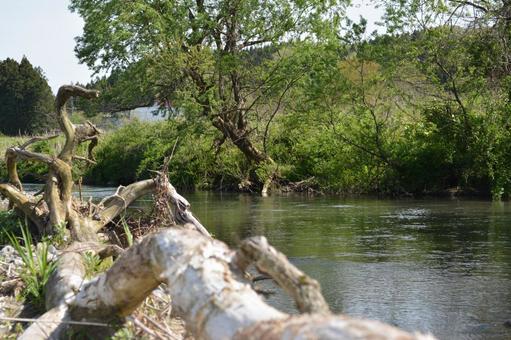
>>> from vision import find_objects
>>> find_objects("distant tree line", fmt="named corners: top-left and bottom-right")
top-left (0, 57), bottom-right (55, 135)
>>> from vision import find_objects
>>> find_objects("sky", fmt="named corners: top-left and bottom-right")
top-left (0, 0), bottom-right (384, 94)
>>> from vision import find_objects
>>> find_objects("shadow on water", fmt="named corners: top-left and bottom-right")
top-left (23, 185), bottom-right (511, 339)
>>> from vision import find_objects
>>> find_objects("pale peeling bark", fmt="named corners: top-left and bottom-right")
top-left (20, 228), bottom-right (435, 340)
top-left (234, 314), bottom-right (436, 340)
top-left (18, 305), bottom-right (69, 340)
top-left (95, 179), bottom-right (157, 229)
top-left (45, 244), bottom-right (87, 310)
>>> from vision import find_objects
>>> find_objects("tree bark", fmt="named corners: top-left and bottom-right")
top-left (20, 228), bottom-right (435, 340)
top-left (236, 236), bottom-right (330, 314)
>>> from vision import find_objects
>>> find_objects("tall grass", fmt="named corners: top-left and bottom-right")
top-left (121, 217), bottom-right (134, 247)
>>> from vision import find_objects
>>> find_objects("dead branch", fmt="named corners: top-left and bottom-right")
top-left (55, 86), bottom-right (99, 163)
top-left (72, 155), bottom-right (97, 165)
top-left (0, 183), bottom-right (45, 232)
top-left (236, 236), bottom-right (330, 314)
top-left (19, 134), bottom-right (60, 149)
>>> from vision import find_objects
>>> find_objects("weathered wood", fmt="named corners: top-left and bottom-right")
top-left (18, 305), bottom-right (69, 340)
top-left (55, 85), bottom-right (99, 163)
top-left (234, 314), bottom-right (436, 340)
top-left (237, 236), bottom-right (330, 314)
top-left (95, 179), bottom-right (157, 229)
top-left (45, 244), bottom-right (86, 310)
top-left (0, 183), bottom-right (45, 232)
top-left (20, 242), bottom-right (87, 340)
top-left (19, 228), bottom-right (434, 340)
top-left (68, 228), bottom-right (285, 337)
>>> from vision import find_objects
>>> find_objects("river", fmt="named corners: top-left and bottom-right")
top-left (22, 185), bottom-right (511, 339)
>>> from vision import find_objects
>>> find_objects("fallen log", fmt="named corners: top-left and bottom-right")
top-left (20, 228), bottom-right (435, 339)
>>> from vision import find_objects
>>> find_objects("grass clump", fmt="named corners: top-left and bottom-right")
top-left (6, 225), bottom-right (56, 310)
top-left (82, 252), bottom-right (113, 279)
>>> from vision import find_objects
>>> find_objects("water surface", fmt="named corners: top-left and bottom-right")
top-left (185, 192), bottom-right (511, 339)
top-left (23, 185), bottom-right (511, 339)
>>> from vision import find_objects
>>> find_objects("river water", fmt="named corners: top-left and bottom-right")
top-left (23, 185), bottom-right (511, 339)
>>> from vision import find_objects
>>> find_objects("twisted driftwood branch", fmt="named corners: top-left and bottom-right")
top-left (55, 85), bottom-right (99, 163)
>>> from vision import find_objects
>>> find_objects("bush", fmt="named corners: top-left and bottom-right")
top-left (86, 120), bottom-right (248, 190)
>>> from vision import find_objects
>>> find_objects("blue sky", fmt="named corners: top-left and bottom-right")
top-left (0, 0), bottom-right (383, 94)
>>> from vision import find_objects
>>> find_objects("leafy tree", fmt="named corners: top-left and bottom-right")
top-left (373, 0), bottom-right (511, 197)
top-left (69, 0), bottom-right (347, 192)
top-left (0, 57), bottom-right (55, 135)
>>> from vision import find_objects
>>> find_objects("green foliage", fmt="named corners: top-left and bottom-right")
top-left (47, 222), bottom-right (70, 247)
top-left (110, 327), bottom-right (136, 340)
top-left (121, 217), bottom-right (133, 247)
top-left (70, 0), bottom-right (350, 182)
top-left (0, 210), bottom-right (23, 245)
top-left (63, 0), bottom-right (511, 199)
top-left (82, 252), bottom-right (101, 278)
top-left (0, 57), bottom-right (55, 135)
top-left (82, 251), bottom-right (113, 279)
top-left (7, 225), bottom-right (56, 310)
top-left (86, 120), bottom-right (248, 190)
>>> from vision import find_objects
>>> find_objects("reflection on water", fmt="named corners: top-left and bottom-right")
top-left (185, 193), bottom-right (511, 339)
top-left (23, 185), bottom-right (511, 339)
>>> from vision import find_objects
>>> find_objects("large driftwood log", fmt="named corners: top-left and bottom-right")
top-left (21, 228), bottom-right (435, 340)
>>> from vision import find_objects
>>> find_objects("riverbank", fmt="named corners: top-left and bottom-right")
top-left (0, 119), bottom-right (506, 199)
top-left (0, 236), bottom-right (189, 339)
